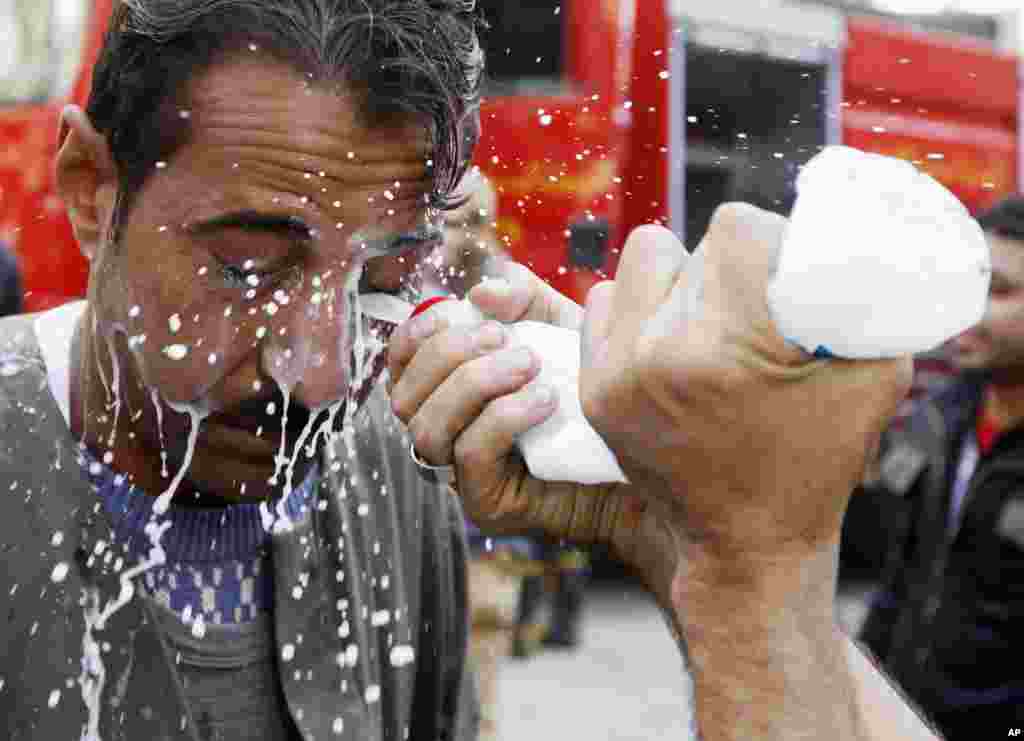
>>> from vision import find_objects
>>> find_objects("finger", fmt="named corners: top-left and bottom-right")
top-left (388, 309), bottom-right (444, 394)
top-left (390, 320), bottom-right (508, 423)
top-left (611, 225), bottom-right (689, 342)
top-left (468, 261), bottom-right (583, 330)
top-left (696, 202), bottom-right (786, 322)
top-left (407, 343), bottom-right (542, 465)
top-left (662, 202), bottom-right (812, 370)
top-left (451, 381), bottom-right (559, 505)
top-left (581, 280), bottom-right (616, 370)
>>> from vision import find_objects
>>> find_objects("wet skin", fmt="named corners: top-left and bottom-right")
top-left (60, 54), bottom-right (443, 505)
top-left (951, 233), bottom-right (1024, 381)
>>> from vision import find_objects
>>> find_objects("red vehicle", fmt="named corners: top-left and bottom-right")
top-left (0, 0), bottom-right (1020, 311)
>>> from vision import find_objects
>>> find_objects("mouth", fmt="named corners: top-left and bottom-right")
top-left (203, 397), bottom-right (336, 464)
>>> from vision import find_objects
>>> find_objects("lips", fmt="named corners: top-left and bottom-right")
top-left (203, 400), bottom-right (331, 462)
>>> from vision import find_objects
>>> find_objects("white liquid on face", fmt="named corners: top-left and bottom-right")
top-left (149, 389), bottom-right (169, 479)
top-left (311, 400), bottom-right (344, 457)
top-left (268, 385), bottom-right (292, 488)
top-left (103, 336), bottom-right (122, 450)
top-left (92, 315), bottom-right (112, 403)
top-left (283, 404), bottom-right (325, 497)
top-left (76, 326), bottom-right (215, 738)
top-left (156, 402), bottom-right (211, 517)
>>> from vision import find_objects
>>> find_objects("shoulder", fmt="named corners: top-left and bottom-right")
top-left (0, 313), bottom-right (47, 408)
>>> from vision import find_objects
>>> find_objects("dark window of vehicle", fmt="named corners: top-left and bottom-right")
top-left (478, 0), bottom-right (567, 95)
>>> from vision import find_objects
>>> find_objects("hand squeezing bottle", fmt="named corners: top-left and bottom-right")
top-left (363, 146), bottom-right (991, 485)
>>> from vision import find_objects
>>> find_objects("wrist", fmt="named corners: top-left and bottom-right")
top-left (672, 536), bottom-right (840, 632)
top-left (668, 539), bottom-right (862, 739)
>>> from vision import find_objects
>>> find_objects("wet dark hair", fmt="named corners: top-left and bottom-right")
top-left (86, 0), bottom-right (486, 235)
top-left (977, 196), bottom-right (1024, 243)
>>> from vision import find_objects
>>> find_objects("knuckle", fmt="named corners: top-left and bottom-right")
top-left (452, 431), bottom-right (484, 472)
top-left (388, 326), bottom-right (412, 364)
top-left (408, 416), bottom-right (435, 458)
top-left (390, 384), bottom-right (412, 422)
top-left (580, 369), bottom-right (615, 432)
top-left (454, 354), bottom-right (499, 393)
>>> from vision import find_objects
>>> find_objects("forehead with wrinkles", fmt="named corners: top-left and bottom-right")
top-left (129, 54), bottom-right (436, 237)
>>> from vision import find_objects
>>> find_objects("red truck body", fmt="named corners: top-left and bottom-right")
top-left (0, 1), bottom-right (1019, 310)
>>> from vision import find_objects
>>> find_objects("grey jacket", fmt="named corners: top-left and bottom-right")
top-left (0, 312), bottom-right (477, 740)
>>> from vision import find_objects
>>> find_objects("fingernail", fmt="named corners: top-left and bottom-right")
top-left (409, 313), bottom-right (435, 341)
top-left (474, 321), bottom-right (506, 351)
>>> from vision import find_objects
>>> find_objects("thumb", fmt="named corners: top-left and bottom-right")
top-left (611, 225), bottom-right (689, 343)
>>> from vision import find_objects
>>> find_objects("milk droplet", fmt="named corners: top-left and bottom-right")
top-left (389, 645), bottom-right (415, 667)
top-left (51, 562), bottom-right (69, 583)
top-left (162, 345), bottom-right (189, 360)
top-left (51, 531), bottom-right (64, 546)
top-left (128, 306), bottom-right (141, 318)
top-left (332, 717), bottom-right (345, 734)
top-left (281, 643), bottom-right (296, 662)
top-left (48, 689), bottom-right (61, 708)
top-left (364, 685), bottom-right (381, 703)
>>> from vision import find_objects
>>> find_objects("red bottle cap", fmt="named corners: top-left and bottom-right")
top-left (410, 295), bottom-right (454, 319)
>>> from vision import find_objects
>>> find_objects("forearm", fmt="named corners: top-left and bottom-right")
top-left (667, 540), bottom-right (866, 740)
top-left (656, 536), bottom-right (938, 741)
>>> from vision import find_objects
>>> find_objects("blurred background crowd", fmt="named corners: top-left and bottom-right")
top-left (3, 1), bottom-right (1024, 738)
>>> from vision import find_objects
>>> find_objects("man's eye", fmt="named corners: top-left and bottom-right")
top-left (220, 264), bottom-right (251, 289)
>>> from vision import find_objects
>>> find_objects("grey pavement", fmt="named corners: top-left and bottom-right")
top-left (494, 581), bottom-right (877, 740)
top-left (496, 586), bottom-right (694, 741)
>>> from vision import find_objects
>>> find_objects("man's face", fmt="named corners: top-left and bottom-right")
top-left (85, 54), bottom-right (440, 501)
top-left (951, 232), bottom-right (1024, 378)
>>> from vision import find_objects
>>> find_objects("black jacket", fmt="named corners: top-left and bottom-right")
top-left (854, 375), bottom-right (1024, 732)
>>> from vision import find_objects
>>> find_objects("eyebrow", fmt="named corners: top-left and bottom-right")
top-left (185, 210), bottom-right (313, 239)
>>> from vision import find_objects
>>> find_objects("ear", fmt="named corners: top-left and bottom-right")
top-left (55, 105), bottom-right (118, 261)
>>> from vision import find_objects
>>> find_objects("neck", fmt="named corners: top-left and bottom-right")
top-left (984, 381), bottom-right (1024, 430)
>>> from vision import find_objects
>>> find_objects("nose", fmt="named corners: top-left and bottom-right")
top-left (259, 259), bottom-right (361, 412)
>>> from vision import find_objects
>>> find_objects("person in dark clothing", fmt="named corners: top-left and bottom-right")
top-left (852, 196), bottom-right (1024, 739)
top-left (0, 243), bottom-right (22, 316)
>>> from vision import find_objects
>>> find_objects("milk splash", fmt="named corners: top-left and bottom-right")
top-left (77, 395), bottom-right (209, 741)
top-left (149, 389), bottom-right (169, 479)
